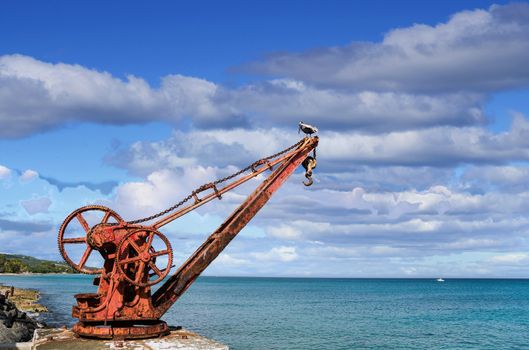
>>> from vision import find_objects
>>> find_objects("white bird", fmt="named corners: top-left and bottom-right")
top-left (298, 121), bottom-right (318, 136)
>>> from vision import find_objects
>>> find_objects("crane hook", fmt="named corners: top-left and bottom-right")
top-left (302, 156), bottom-right (317, 186)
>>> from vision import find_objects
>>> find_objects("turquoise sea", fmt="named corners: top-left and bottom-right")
top-left (2, 275), bottom-right (529, 349)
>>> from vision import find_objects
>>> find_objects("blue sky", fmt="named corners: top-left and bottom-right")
top-left (2, 1), bottom-right (529, 277)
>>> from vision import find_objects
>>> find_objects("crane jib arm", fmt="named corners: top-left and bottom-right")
top-left (152, 136), bottom-right (318, 315)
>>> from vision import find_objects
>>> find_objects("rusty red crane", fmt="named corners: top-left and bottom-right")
top-left (57, 136), bottom-right (318, 339)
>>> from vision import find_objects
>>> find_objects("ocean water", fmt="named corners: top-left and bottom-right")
top-left (1, 276), bottom-right (529, 349)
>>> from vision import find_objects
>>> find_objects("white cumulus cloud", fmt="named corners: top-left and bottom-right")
top-left (253, 246), bottom-right (299, 262)
top-left (0, 165), bottom-right (11, 179)
top-left (246, 3), bottom-right (529, 93)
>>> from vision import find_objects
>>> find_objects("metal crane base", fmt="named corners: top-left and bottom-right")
top-left (72, 320), bottom-right (169, 340)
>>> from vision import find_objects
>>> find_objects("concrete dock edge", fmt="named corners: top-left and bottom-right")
top-left (1, 328), bottom-right (229, 350)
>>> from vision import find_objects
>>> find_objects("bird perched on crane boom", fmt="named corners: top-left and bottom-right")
top-left (299, 121), bottom-right (318, 136)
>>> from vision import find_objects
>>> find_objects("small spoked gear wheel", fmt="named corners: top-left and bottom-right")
top-left (116, 228), bottom-right (173, 287)
top-left (58, 205), bottom-right (123, 274)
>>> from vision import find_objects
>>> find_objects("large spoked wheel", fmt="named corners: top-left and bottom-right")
top-left (116, 228), bottom-right (173, 287)
top-left (58, 205), bottom-right (123, 274)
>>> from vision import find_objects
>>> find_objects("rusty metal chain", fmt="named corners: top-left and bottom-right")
top-left (127, 138), bottom-right (306, 224)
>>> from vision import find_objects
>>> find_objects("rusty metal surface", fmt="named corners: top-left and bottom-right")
top-left (115, 228), bottom-right (173, 287)
top-left (58, 206), bottom-right (123, 274)
top-left (57, 136), bottom-right (318, 339)
top-left (73, 321), bottom-right (169, 340)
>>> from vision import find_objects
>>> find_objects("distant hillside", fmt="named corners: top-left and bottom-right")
top-left (0, 253), bottom-right (75, 273)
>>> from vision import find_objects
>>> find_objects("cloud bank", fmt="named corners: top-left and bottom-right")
top-left (245, 3), bottom-right (529, 93)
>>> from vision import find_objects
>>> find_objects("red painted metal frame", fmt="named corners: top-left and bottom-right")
top-left (59, 136), bottom-right (318, 339)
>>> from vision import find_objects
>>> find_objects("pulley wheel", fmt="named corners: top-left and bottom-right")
top-left (58, 205), bottom-right (122, 274)
top-left (116, 228), bottom-right (173, 287)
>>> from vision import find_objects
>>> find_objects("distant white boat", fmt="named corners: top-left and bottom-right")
top-left (437, 278), bottom-right (445, 282)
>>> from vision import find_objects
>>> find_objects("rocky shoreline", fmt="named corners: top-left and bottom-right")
top-left (0, 285), bottom-right (46, 343)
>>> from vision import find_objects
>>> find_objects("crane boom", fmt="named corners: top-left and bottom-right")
top-left (152, 136), bottom-right (318, 315)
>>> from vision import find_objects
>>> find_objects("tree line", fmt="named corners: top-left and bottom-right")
top-left (0, 254), bottom-right (75, 273)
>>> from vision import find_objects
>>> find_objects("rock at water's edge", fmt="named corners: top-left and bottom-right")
top-left (0, 292), bottom-right (44, 343)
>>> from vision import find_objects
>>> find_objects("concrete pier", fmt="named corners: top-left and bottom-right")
top-left (1, 328), bottom-right (229, 350)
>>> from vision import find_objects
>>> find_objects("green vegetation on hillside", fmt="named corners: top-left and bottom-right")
top-left (0, 253), bottom-right (75, 273)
